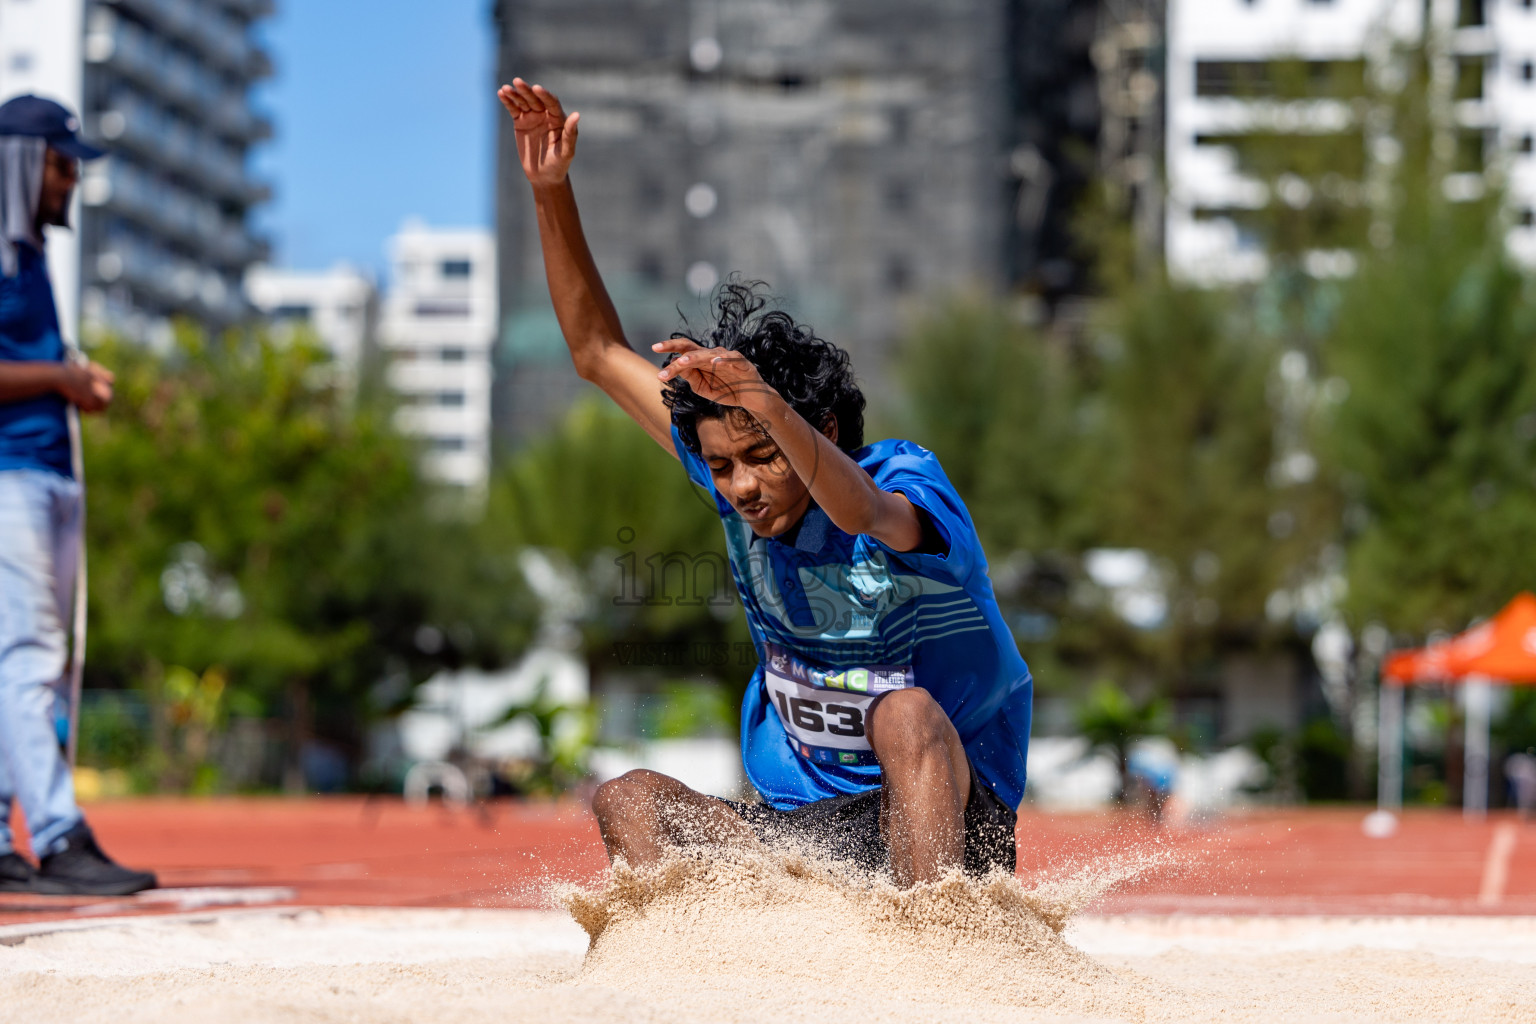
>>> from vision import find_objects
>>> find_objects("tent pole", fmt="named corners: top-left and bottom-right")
top-left (1379, 683), bottom-right (1404, 812)
top-left (1463, 677), bottom-right (1492, 820)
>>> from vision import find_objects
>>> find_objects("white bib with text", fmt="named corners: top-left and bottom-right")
top-left (762, 643), bottom-right (913, 767)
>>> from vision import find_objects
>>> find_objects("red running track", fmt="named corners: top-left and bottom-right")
top-left (1, 799), bottom-right (1532, 926)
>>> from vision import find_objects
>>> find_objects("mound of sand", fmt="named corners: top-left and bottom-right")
top-left (562, 847), bottom-right (1163, 1021)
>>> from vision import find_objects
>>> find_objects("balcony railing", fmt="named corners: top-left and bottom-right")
top-left (95, 94), bottom-right (270, 207)
top-left (102, 0), bottom-right (272, 81)
top-left (211, 0), bottom-right (274, 20)
top-left (92, 231), bottom-right (249, 323)
top-left (84, 157), bottom-right (263, 270)
top-left (87, 7), bottom-right (272, 143)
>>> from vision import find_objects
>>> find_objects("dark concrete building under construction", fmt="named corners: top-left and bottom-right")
top-left (491, 0), bottom-right (1130, 449)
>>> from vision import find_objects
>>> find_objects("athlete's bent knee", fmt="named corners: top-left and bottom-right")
top-left (591, 769), bottom-right (669, 826)
top-left (867, 687), bottom-right (951, 764)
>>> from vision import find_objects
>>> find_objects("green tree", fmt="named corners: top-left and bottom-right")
top-left (488, 397), bottom-right (752, 707)
top-left (889, 288), bottom-right (1328, 714)
top-left (82, 327), bottom-right (534, 791)
top-left (1322, 235), bottom-right (1536, 632)
top-left (1093, 276), bottom-right (1322, 686)
top-left (1316, 41), bottom-right (1536, 635)
top-left (892, 298), bottom-right (1088, 555)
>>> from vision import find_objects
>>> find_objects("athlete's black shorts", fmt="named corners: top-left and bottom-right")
top-left (725, 757), bottom-right (1017, 876)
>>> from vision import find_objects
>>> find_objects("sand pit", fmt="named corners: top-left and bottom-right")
top-left (1, 852), bottom-right (1533, 1024)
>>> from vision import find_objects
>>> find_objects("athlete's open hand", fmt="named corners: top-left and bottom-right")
top-left (498, 79), bottom-right (579, 189)
top-left (654, 339), bottom-right (781, 415)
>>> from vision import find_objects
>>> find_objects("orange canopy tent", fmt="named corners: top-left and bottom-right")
top-left (1376, 592), bottom-right (1536, 820)
top-left (1382, 592), bottom-right (1536, 685)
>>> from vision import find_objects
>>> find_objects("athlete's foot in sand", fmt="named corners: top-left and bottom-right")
top-left (867, 688), bottom-right (972, 888)
top-left (591, 769), bottom-right (761, 869)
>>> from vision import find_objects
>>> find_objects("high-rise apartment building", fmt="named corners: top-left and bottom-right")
top-left (0, 0), bottom-right (272, 343)
top-left (492, 0), bottom-right (1014, 448)
top-left (1165, 0), bottom-right (1536, 282)
top-left (379, 222), bottom-right (497, 492)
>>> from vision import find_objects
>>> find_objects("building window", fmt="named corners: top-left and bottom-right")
top-left (1458, 0), bottom-right (1485, 27)
top-left (437, 391), bottom-right (465, 407)
top-left (428, 437), bottom-right (467, 452)
top-left (1195, 59), bottom-right (1366, 99)
top-left (1520, 209), bottom-right (1535, 227)
top-left (885, 256), bottom-right (912, 293)
top-left (1524, 61), bottom-right (1535, 84)
top-left (1455, 128), bottom-right (1486, 173)
top-left (8, 52), bottom-right (32, 72)
top-left (440, 259), bottom-right (471, 278)
top-left (1453, 56), bottom-right (1486, 100)
top-left (1520, 134), bottom-right (1534, 155)
top-left (271, 304), bottom-right (313, 321)
top-left (439, 346), bottom-right (467, 362)
top-left (885, 181), bottom-right (911, 213)
top-left (414, 301), bottom-right (470, 317)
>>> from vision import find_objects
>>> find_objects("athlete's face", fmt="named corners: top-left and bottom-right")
top-left (697, 411), bottom-right (826, 538)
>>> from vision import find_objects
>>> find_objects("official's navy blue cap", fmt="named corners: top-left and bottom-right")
top-left (0, 95), bottom-right (104, 160)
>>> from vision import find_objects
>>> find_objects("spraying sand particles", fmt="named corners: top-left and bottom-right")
top-left (2, 844), bottom-right (1533, 1023)
top-left (560, 845), bottom-right (1164, 1021)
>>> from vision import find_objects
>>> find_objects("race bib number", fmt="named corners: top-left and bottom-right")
top-left (762, 643), bottom-right (913, 768)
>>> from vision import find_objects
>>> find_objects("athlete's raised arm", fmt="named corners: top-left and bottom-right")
top-left (497, 79), bottom-right (675, 454)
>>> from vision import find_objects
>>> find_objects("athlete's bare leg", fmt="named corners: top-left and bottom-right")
top-left (590, 769), bottom-right (759, 868)
top-left (867, 688), bottom-right (972, 887)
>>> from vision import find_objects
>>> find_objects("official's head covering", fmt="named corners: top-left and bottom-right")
top-left (0, 95), bottom-right (104, 161)
top-left (0, 95), bottom-right (103, 278)
top-left (0, 135), bottom-right (46, 278)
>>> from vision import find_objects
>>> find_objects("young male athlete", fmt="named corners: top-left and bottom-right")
top-left (499, 79), bottom-right (1032, 887)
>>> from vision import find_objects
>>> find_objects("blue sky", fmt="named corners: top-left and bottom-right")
top-left (252, 0), bottom-right (496, 277)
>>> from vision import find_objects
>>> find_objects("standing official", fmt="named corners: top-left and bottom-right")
top-left (0, 95), bottom-right (155, 895)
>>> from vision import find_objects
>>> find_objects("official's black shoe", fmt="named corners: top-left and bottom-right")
top-left (0, 850), bottom-right (71, 894)
top-left (36, 823), bottom-right (157, 896)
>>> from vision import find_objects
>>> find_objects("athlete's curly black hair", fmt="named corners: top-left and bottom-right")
top-left (662, 279), bottom-right (866, 454)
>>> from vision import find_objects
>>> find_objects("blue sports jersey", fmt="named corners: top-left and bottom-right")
top-left (673, 427), bottom-right (1033, 810)
top-left (0, 241), bottom-right (70, 477)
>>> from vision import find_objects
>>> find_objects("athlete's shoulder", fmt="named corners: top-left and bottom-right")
top-left (854, 437), bottom-right (938, 465)
top-left (855, 438), bottom-right (959, 491)
top-left (852, 438), bottom-right (983, 581)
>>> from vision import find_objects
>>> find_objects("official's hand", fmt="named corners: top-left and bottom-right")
top-left (653, 339), bottom-right (781, 416)
top-left (497, 79), bottom-right (579, 190)
top-left (57, 360), bottom-right (113, 413)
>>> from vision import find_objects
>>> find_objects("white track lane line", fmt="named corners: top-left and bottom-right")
top-left (1477, 821), bottom-right (1518, 907)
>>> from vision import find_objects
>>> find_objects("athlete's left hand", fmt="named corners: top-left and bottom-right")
top-left (653, 339), bottom-right (780, 414)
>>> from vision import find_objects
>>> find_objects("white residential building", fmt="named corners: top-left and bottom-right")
top-left (246, 264), bottom-right (377, 388)
top-left (1166, 0), bottom-right (1536, 281)
top-left (0, 0), bottom-right (272, 342)
top-left (379, 221), bottom-right (497, 492)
